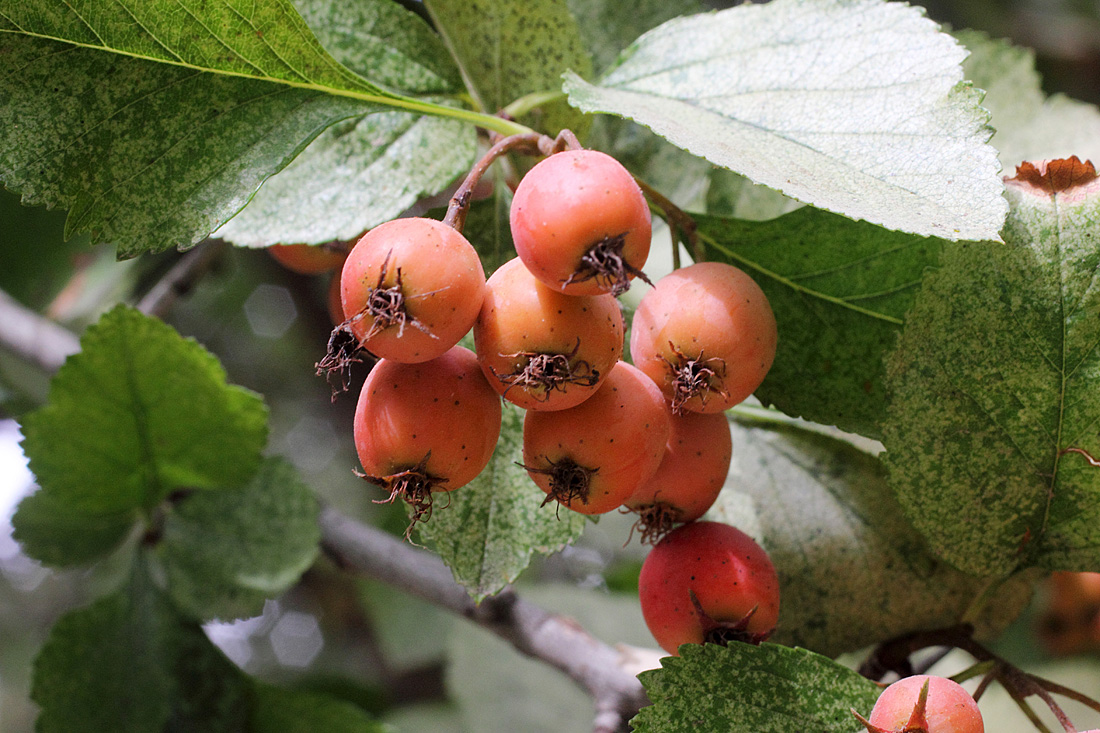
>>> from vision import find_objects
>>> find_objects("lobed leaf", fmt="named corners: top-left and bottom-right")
top-left (18, 306), bottom-right (267, 521)
top-left (697, 209), bottom-right (944, 438)
top-left (883, 163), bottom-right (1100, 575)
top-left (157, 457), bottom-right (320, 621)
top-left (709, 416), bottom-right (1035, 656)
top-left (414, 402), bottom-right (587, 601)
top-left (632, 643), bottom-right (880, 732)
top-left (423, 0), bottom-right (592, 136)
top-left (564, 0), bottom-right (1007, 241)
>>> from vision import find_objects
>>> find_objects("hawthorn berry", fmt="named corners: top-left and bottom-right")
top-left (855, 675), bottom-right (984, 733)
top-left (630, 261), bottom-right (777, 413)
top-left (269, 242), bottom-right (348, 275)
top-left (521, 361), bottom-right (670, 514)
top-left (338, 217), bottom-right (485, 363)
top-left (474, 257), bottom-right (624, 411)
top-left (638, 520), bottom-right (779, 655)
top-left (353, 346), bottom-right (501, 532)
top-left (510, 149), bottom-right (652, 296)
top-left (623, 410), bottom-right (732, 544)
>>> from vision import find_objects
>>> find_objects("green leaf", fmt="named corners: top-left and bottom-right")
top-left (215, 0), bottom-right (477, 247)
top-left (19, 306), bottom-right (267, 518)
top-left (414, 402), bottom-right (587, 601)
top-left (0, 1), bottom-right (504, 256)
top-left (157, 457), bottom-right (320, 621)
top-left (215, 111), bottom-right (476, 247)
top-left (709, 416), bottom-right (1035, 657)
top-left (704, 167), bottom-right (803, 222)
top-left (959, 31), bottom-right (1100, 171)
top-left (423, 0), bottom-right (593, 136)
top-left (12, 489), bottom-right (135, 567)
top-left (697, 209), bottom-right (945, 438)
top-left (31, 558), bottom-right (250, 733)
top-left (293, 0), bottom-right (463, 91)
top-left (564, 0), bottom-right (1007, 241)
top-left (632, 643), bottom-right (880, 732)
top-left (883, 170), bottom-right (1100, 576)
top-left (566, 0), bottom-right (704, 75)
top-left (250, 683), bottom-right (388, 733)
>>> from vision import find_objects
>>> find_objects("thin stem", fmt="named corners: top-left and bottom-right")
top-left (503, 90), bottom-right (568, 119)
top-left (950, 659), bottom-right (996, 685)
top-left (137, 239), bottom-right (229, 318)
top-left (442, 129), bottom-right (582, 232)
top-left (634, 177), bottom-right (700, 267)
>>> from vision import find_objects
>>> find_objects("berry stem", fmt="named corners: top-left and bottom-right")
top-left (633, 176), bottom-right (701, 267)
top-left (443, 129), bottom-right (583, 232)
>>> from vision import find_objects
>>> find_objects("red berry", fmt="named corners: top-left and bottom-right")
top-left (269, 242), bottom-right (348, 275)
top-left (857, 675), bottom-right (984, 733)
top-left (630, 262), bottom-right (777, 413)
top-left (638, 521), bottom-right (779, 655)
top-left (353, 346), bottom-right (501, 529)
top-left (510, 150), bottom-right (652, 296)
top-left (624, 411), bottom-right (732, 543)
top-left (474, 258), bottom-right (624, 411)
top-left (521, 361), bottom-right (670, 514)
top-left (340, 218), bottom-right (485, 363)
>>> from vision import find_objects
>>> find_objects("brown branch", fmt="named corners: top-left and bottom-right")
top-left (137, 239), bottom-right (230, 317)
top-left (0, 288), bottom-right (81, 374)
top-left (318, 505), bottom-right (650, 733)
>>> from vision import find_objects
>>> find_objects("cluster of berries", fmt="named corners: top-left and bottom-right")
top-left (305, 143), bottom-right (785, 657)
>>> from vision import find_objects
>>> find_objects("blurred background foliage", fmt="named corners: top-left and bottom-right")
top-left (1, 1), bottom-right (1099, 731)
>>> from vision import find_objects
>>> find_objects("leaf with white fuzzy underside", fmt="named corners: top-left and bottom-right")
top-left (564, 0), bottom-right (1007, 241)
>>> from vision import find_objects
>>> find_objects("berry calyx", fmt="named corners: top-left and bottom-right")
top-left (335, 218), bottom-right (485, 364)
top-left (631, 262), bottom-right (777, 413)
top-left (510, 149), bottom-right (652, 296)
top-left (854, 676), bottom-right (984, 733)
top-left (474, 257), bottom-right (624, 410)
top-left (521, 361), bottom-right (670, 514)
top-left (638, 521), bottom-right (779, 655)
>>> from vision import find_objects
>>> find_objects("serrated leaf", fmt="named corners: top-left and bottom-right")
top-left (294, 0), bottom-right (462, 91)
top-left (12, 489), bottom-right (135, 567)
top-left (19, 306), bottom-right (267, 520)
top-left (216, 111), bottom-right (475, 247)
top-left (632, 643), bottom-right (880, 732)
top-left (32, 577), bottom-right (177, 733)
top-left (31, 557), bottom-right (250, 733)
top-left (704, 167), bottom-right (803, 222)
top-left (157, 457), bottom-right (319, 621)
top-left (697, 210), bottom-right (944, 438)
top-left (959, 31), bottom-right (1100, 171)
top-left (415, 402), bottom-right (587, 601)
top-left (564, 0), bottom-right (1007, 241)
top-left (0, 0), bottom-right (469, 256)
top-left (216, 0), bottom-right (476, 247)
top-left (250, 683), bottom-right (388, 733)
top-left (708, 417), bottom-right (1035, 656)
top-left (423, 0), bottom-right (592, 136)
top-left (883, 169), bottom-right (1100, 575)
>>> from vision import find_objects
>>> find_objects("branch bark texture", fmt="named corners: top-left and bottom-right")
top-left (319, 505), bottom-right (650, 732)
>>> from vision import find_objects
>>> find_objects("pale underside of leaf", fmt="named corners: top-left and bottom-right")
top-left (564, 0), bottom-right (1007, 241)
top-left (216, 110), bottom-right (475, 247)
